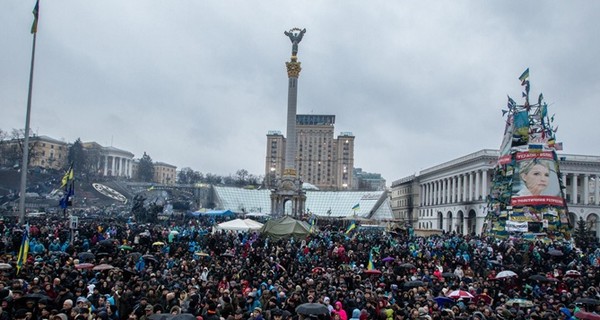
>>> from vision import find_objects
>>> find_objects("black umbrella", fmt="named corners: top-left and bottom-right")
top-left (172, 314), bottom-right (197, 320)
top-left (126, 252), bottom-right (143, 260)
top-left (296, 303), bottom-right (330, 315)
top-left (143, 254), bottom-right (158, 263)
top-left (399, 263), bottom-right (416, 269)
top-left (98, 239), bottom-right (115, 246)
top-left (78, 252), bottom-right (95, 261)
top-left (404, 280), bottom-right (426, 288)
top-left (442, 272), bottom-right (458, 279)
top-left (575, 298), bottom-right (600, 305)
top-left (528, 274), bottom-right (549, 282)
top-left (23, 293), bottom-right (49, 300)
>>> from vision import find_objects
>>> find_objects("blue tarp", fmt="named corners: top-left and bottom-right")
top-left (190, 210), bottom-right (235, 217)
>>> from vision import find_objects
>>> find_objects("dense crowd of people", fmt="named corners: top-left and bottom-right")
top-left (0, 214), bottom-right (599, 320)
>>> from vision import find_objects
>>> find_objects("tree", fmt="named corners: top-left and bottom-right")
top-left (0, 129), bottom-right (40, 169)
top-left (178, 167), bottom-right (204, 185)
top-left (235, 169), bottom-right (249, 187)
top-left (574, 216), bottom-right (591, 248)
top-left (67, 138), bottom-right (86, 175)
top-left (137, 152), bottom-right (154, 182)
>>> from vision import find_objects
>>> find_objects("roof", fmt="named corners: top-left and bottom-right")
top-left (212, 186), bottom-right (394, 219)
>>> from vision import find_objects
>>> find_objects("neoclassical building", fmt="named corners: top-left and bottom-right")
top-left (82, 142), bottom-right (134, 178)
top-left (390, 149), bottom-right (600, 237)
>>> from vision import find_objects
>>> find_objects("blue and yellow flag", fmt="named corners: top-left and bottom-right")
top-left (31, 0), bottom-right (39, 34)
top-left (352, 203), bottom-right (360, 211)
top-left (16, 226), bottom-right (30, 274)
top-left (60, 164), bottom-right (75, 209)
top-left (367, 249), bottom-right (374, 270)
top-left (345, 221), bottom-right (356, 234)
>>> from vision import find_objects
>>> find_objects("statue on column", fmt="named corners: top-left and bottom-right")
top-left (284, 28), bottom-right (306, 56)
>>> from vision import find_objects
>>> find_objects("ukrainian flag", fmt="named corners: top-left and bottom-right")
top-left (345, 221), bottom-right (356, 234)
top-left (352, 203), bottom-right (360, 210)
top-left (367, 250), bottom-right (374, 270)
top-left (16, 227), bottom-right (30, 274)
top-left (61, 165), bottom-right (74, 188)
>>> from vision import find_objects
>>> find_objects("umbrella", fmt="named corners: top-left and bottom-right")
top-left (404, 281), bottom-right (425, 288)
top-left (447, 290), bottom-right (474, 299)
top-left (93, 264), bottom-right (114, 271)
top-left (74, 263), bottom-right (95, 270)
top-left (23, 293), bottom-right (49, 300)
top-left (170, 230), bottom-right (180, 235)
top-left (98, 239), bottom-right (115, 246)
top-left (442, 272), bottom-right (458, 279)
top-left (565, 270), bottom-right (581, 277)
top-left (0, 263), bottom-right (12, 270)
top-left (528, 274), bottom-right (553, 282)
top-left (49, 251), bottom-right (69, 256)
top-left (399, 263), bottom-right (416, 269)
top-left (496, 270), bottom-right (518, 279)
top-left (382, 256), bottom-right (395, 262)
top-left (296, 303), bottom-right (330, 315)
top-left (363, 269), bottom-right (382, 275)
top-left (171, 314), bottom-right (196, 320)
top-left (194, 252), bottom-right (209, 257)
top-left (126, 252), bottom-right (143, 260)
top-left (548, 249), bottom-right (564, 256)
top-left (143, 255), bottom-right (158, 263)
top-left (119, 245), bottom-right (134, 251)
top-left (575, 311), bottom-right (600, 320)
top-left (575, 298), bottom-right (600, 305)
top-left (312, 267), bottom-right (325, 273)
top-left (152, 241), bottom-right (165, 246)
top-left (505, 299), bottom-right (534, 308)
top-left (78, 252), bottom-right (95, 261)
top-left (433, 296), bottom-right (454, 307)
top-left (221, 253), bottom-right (235, 258)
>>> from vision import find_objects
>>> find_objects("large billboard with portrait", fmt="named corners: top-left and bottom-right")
top-left (507, 151), bottom-right (568, 230)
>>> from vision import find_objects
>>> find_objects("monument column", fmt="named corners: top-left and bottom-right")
top-left (271, 28), bottom-right (307, 217)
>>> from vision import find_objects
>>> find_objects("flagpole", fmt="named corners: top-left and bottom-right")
top-left (18, 31), bottom-right (38, 225)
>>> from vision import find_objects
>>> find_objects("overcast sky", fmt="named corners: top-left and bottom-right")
top-left (2, 1), bottom-right (599, 185)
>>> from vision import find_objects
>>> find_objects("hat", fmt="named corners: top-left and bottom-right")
top-left (254, 307), bottom-right (262, 313)
top-left (53, 314), bottom-right (68, 320)
top-left (145, 305), bottom-right (154, 311)
top-left (77, 297), bottom-right (88, 303)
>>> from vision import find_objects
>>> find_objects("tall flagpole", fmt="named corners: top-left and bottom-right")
top-left (19, 1), bottom-right (39, 224)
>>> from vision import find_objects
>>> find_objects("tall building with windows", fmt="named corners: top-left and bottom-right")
top-left (266, 114), bottom-right (355, 190)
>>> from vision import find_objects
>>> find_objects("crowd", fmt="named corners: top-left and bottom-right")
top-left (0, 214), bottom-right (599, 320)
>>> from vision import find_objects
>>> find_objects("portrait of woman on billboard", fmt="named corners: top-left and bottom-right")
top-left (514, 158), bottom-right (560, 197)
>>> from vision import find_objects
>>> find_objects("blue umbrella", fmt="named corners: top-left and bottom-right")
top-left (434, 296), bottom-right (454, 308)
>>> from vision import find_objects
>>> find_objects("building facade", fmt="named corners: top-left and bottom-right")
top-left (266, 114), bottom-right (355, 190)
top-left (353, 168), bottom-right (386, 191)
top-left (390, 149), bottom-right (600, 237)
top-left (29, 135), bottom-right (69, 170)
top-left (153, 162), bottom-right (177, 185)
top-left (82, 142), bottom-right (134, 178)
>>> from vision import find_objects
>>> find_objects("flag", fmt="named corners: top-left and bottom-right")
top-left (519, 68), bottom-right (529, 84)
top-left (345, 221), bottom-right (356, 234)
top-left (367, 249), bottom-right (374, 270)
top-left (507, 96), bottom-right (516, 108)
top-left (352, 203), bottom-right (360, 211)
top-left (61, 164), bottom-right (74, 188)
top-left (59, 164), bottom-right (75, 209)
top-left (16, 225), bottom-right (30, 274)
top-left (31, 0), bottom-right (39, 34)
top-left (528, 144), bottom-right (543, 153)
top-left (555, 142), bottom-right (563, 151)
top-left (147, 185), bottom-right (155, 191)
top-left (309, 215), bottom-right (316, 233)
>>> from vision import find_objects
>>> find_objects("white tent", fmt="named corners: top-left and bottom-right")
top-left (213, 218), bottom-right (264, 233)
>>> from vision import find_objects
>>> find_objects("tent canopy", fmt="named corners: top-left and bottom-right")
top-left (214, 218), bottom-right (263, 233)
top-left (260, 216), bottom-right (310, 240)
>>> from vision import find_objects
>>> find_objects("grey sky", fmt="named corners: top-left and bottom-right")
top-left (2, 1), bottom-right (599, 184)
